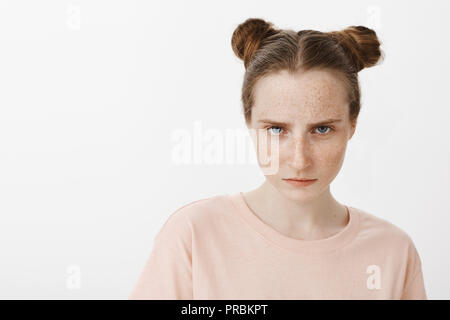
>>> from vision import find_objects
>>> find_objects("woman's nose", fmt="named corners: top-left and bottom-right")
top-left (288, 136), bottom-right (312, 169)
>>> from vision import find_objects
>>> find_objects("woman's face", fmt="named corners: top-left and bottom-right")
top-left (248, 68), bottom-right (356, 202)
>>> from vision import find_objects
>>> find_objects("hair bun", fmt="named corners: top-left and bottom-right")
top-left (231, 18), bottom-right (279, 69)
top-left (330, 26), bottom-right (384, 72)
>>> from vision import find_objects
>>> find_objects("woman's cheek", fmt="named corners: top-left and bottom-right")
top-left (320, 140), bottom-right (348, 175)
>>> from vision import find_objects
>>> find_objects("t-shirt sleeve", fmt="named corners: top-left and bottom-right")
top-left (400, 236), bottom-right (427, 300)
top-left (128, 209), bottom-right (193, 300)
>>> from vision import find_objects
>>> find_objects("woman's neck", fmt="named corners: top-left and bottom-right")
top-left (242, 180), bottom-right (349, 240)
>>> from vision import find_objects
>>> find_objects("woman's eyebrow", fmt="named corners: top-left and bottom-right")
top-left (257, 118), bottom-right (343, 126)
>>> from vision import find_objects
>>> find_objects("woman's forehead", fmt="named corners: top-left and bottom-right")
top-left (253, 69), bottom-right (349, 117)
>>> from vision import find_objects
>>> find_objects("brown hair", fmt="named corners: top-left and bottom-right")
top-left (231, 18), bottom-right (384, 126)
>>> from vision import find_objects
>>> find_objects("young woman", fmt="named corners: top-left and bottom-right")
top-left (129, 18), bottom-right (427, 300)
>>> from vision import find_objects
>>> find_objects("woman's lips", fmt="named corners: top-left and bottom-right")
top-left (283, 178), bottom-right (317, 187)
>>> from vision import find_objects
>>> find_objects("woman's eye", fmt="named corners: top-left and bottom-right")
top-left (314, 125), bottom-right (333, 135)
top-left (267, 126), bottom-right (283, 135)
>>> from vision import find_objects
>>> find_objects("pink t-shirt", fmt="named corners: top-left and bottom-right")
top-left (129, 192), bottom-right (427, 300)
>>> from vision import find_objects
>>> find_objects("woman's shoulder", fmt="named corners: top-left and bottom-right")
top-left (351, 205), bottom-right (417, 247)
top-left (168, 193), bottom-right (231, 220)
top-left (156, 193), bottom-right (232, 236)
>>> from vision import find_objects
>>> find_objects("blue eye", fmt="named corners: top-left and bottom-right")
top-left (315, 126), bottom-right (333, 134)
top-left (267, 126), bottom-right (283, 135)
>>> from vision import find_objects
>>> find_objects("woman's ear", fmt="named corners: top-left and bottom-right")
top-left (349, 119), bottom-right (357, 140)
top-left (245, 119), bottom-right (252, 130)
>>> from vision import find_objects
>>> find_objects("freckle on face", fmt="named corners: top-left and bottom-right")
top-left (249, 69), bottom-right (351, 193)
top-left (251, 68), bottom-right (349, 125)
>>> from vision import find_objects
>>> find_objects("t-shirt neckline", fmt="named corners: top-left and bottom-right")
top-left (228, 191), bottom-right (361, 254)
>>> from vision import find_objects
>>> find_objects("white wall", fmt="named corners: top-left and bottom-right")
top-left (0, 0), bottom-right (448, 299)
